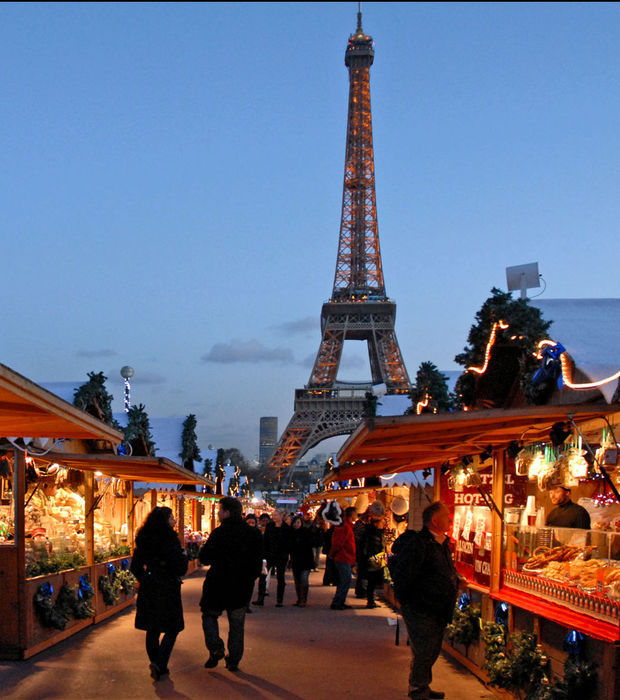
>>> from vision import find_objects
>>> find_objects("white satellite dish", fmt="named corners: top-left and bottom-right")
top-left (506, 262), bottom-right (540, 299)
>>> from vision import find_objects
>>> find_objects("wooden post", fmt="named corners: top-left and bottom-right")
top-left (490, 449), bottom-right (505, 594)
top-left (84, 471), bottom-right (94, 566)
top-left (127, 481), bottom-right (135, 549)
top-left (177, 496), bottom-right (185, 547)
top-left (15, 449), bottom-right (26, 652)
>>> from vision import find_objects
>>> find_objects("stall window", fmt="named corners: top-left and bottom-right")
top-left (0, 451), bottom-right (14, 545)
top-left (93, 475), bottom-right (130, 561)
top-left (24, 461), bottom-right (87, 576)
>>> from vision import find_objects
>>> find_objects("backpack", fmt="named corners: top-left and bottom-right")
top-left (387, 529), bottom-right (429, 602)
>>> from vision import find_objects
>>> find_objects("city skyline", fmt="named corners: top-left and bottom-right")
top-left (2, 3), bottom-right (620, 460)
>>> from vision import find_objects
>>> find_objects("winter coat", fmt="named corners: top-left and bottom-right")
top-left (130, 531), bottom-right (188, 634)
top-left (359, 522), bottom-right (385, 575)
top-left (263, 521), bottom-right (292, 567)
top-left (290, 526), bottom-right (315, 573)
top-left (199, 516), bottom-right (263, 611)
top-left (329, 521), bottom-right (356, 565)
top-left (392, 527), bottom-right (458, 625)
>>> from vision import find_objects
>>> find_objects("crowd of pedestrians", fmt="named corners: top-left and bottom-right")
top-left (129, 496), bottom-right (458, 700)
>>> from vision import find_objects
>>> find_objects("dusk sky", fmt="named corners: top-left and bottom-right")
top-left (2, 2), bottom-right (620, 461)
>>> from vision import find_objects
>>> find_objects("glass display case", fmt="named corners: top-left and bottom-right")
top-left (93, 475), bottom-right (130, 561)
top-left (503, 521), bottom-right (620, 623)
top-left (24, 465), bottom-right (87, 576)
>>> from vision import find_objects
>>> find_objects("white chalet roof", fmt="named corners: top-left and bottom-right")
top-left (532, 298), bottom-right (620, 403)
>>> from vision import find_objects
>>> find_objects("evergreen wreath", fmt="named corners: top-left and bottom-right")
top-left (72, 575), bottom-right (95, 619)
top-left (446, 602), bottom-right (481, 646)
top-left (98, 568), bottom-right (122, 606)
top-left (33, 583), bottom-right (69, 630)
top-left (115, 568), bottom-right (136, 595)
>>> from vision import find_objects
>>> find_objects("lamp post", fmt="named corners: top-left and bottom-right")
top-left (120, 366), bottom-right (134, 413)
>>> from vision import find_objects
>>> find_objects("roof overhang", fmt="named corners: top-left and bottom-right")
top-left (39, 453), bottom-right (213, 486)
top-left (326, 403), bottom-right (620, 484)
top-left (0, 363), bottom-right (123, 444)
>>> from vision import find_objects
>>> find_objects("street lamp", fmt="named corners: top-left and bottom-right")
top-left (120, 366), bottom-right (134, 413)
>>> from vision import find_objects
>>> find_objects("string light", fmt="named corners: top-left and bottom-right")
top-left (416, 394), bottom-right (429, 414)
top-left (535, 340), bottom-right (620, 390)
top-left (467, 321), bottom-right (509, 375)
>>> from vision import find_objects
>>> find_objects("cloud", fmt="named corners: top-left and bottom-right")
top-left (202, 339), bottom-right (295, 364)
top-left (77, 349), bottom-right (117, 358)
top-left (271, 316), bottom-right (317, 335)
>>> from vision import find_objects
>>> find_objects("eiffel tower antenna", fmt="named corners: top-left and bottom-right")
top-left (270, 12), bottom-right (411, 477)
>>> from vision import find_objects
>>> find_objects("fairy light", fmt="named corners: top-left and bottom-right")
top-left (416, 394), bottom-right (430, 415)
top-left (535, 339), bottom-right (620, 390)
top-left (467, 321), bottom-right (509, 375)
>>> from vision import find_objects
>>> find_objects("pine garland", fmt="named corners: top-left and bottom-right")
top-left (446, 602), bottom-right (481, 646)
top-left (33, 583), bottom-right (69, 630)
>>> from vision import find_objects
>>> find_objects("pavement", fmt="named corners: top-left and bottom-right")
top-left (0, 564), bottom-right (496, 699)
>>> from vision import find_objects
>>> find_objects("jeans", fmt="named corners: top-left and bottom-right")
top-left (400, 604), bottom-right (446, 699)
top-left (269, 559), bottom-right (287, 603)
top-left (202, 607), bottom-right (247, 665)
top-left (293, 568), bottom-right (310, 586)
top-left (145, 630), bottom-right (178, 671)
top-left (332, 561), bottom-right (352, 606)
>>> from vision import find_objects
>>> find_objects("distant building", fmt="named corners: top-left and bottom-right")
top-left (259, 416), bottom-right (278, 465)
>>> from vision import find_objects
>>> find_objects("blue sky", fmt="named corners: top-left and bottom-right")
top-left (2, 2), bottom-right (620, 460)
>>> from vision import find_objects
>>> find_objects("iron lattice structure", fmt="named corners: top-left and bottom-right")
top-left (271, 13), bottom-right (411, 475)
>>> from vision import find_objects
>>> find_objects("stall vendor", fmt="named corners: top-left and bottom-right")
top-left (546, 476), bottom-right (591, 529)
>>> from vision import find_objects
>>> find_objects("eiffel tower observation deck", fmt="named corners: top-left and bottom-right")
top-left (270, 11), bottom-right (411, 474)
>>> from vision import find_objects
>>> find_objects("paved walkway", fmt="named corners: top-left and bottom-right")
top-left (0, 566), bottom-right (495, 699)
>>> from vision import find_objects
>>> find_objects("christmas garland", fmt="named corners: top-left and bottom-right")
top-left (446, 601), bottom-right (481, 647)
top-left (33, 576), bottom-right (96, 629)
top-left (33, 582), bottom-right (70, 630)
top-left (481, 621), bottom-right (599, 700)
top-left (98, 563), bottom-right (136, 605)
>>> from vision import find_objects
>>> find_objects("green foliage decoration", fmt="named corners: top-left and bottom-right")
top-left (73, 371), bottom-right (121, 429)
top-left (124, 404), bottom-right (156, 456)
top-left (406, 361), bottom-right (455, 415)
top-left (94, 545), bottom-right (131, 563)
top-left (454, 288), bottom-right (552, 408)
top-left (33, 584), bottom-right (70, 630)
top-left (180, 414), bottom-right (201, 471)
top-left (446, 602), bottom-right (481, 646)
top-left (26, 549), bottom-right (87, 578)
top-left (115, 568), bottom-right (136, 594)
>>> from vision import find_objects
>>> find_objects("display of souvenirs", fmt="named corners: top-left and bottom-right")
top-left (25, 483), bottom-right (87, 574)
top-left (92, 476), bottom-right (130, 559)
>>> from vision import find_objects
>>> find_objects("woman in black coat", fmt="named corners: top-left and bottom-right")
top-left (130, 506), bottom-right (188, 681)
top-left (290, 516), bottom-right (315, 607)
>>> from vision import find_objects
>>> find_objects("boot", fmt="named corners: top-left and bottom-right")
top-left (293, 582), bottom-right (301, 606)
top-left (299, 584), bottom-right (309, 607)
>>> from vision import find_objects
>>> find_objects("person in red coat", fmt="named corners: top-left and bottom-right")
top-left (329, 506), bottom-right (357, 610)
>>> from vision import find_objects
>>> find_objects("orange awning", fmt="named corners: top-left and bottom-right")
top-left (326, 403), bottom-right (620, 484)
top-left (0, 363), bottom-right (123, 443)
top-left (39, 453), bottom-right (213, 486)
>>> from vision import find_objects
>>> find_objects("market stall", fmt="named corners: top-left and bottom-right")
top-left (327, 403), bottom-right (620, 700)
top-left (2, 435), bottom-right (211, 659)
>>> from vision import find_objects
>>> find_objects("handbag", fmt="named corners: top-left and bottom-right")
top-left (367, 551), bottom-right (387, 572)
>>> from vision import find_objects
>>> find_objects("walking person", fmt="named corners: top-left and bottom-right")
top-left (391, 501), bottom-right (459, 700)
top-left (353, 510), bottom-right (369, 598)
top-left (263, 509), bottom-right (292, 607)
top-left (361, 501), bottom-right (387, 608)
top-left (252, 513), bottom-right (271, 606)
top-left (130, 506), bottom-right (188, 681)
top-left (290, 515), bottom-right (314, 607)
top-left (199, 497), bottom-right (263, 672)
top-left (329, 506), bottom-right (357, 610)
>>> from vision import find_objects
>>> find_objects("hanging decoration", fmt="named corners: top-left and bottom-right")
top-left (446, 599), bottom-right (481, 647)
top-left (535, 339), bottom-right (620, 391)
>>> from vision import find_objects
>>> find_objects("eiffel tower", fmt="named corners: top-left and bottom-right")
top-left (270, 11), bottom-right (411, 475)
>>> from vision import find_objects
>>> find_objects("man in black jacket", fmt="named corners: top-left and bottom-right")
top-left (392, 501), bottom-right (458, 700)
top-left (199, 497), bottom-right (263, 672)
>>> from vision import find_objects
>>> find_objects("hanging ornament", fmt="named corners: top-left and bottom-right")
top-left (562, 630), bottom-right (583, 656)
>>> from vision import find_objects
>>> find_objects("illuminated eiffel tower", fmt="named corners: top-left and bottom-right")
top-left (270, 11), bottom-right (411, 475)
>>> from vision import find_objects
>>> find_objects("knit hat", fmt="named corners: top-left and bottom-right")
top-left (367, 501), bottom-right (385, 518)
top-left (322, 501), bottom-right (342, 526)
